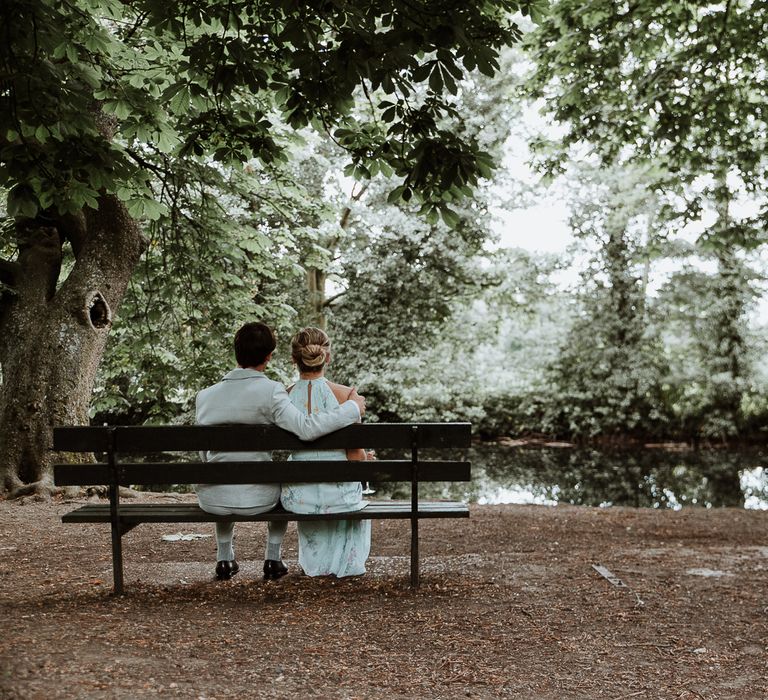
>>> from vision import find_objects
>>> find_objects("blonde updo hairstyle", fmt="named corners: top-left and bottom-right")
top-left (291, 327), bottom-right (331, 374)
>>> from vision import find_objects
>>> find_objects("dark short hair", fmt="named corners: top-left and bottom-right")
top-left (234, 322), bottom-right (276, 368)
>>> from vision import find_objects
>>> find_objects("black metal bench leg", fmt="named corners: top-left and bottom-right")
top-left (106, 428), bottom-right (126, 595)
top-left (410, 425), bottom-right (420, 588)
top-left (410, 516), bottom-right (419, 588)
top-left (110, 516), bottom-right (125, 596)
top-left (108, 452), bottom-right (125, 596)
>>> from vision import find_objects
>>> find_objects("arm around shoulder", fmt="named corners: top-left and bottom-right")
top-left (328, 381), bottom-right (354, 404)
top-left (329, 382), bottom-right (369, 460)
top-left (270, 381), bottom-right (360, 441)
top-left (328, 381), bottom-right (365, 419)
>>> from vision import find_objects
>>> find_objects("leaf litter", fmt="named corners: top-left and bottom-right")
top-left (1, 496), bottom-right (767, 699)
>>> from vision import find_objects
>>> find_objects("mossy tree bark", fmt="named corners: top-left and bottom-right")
top-left (0, 195), bottom-right (145, 497)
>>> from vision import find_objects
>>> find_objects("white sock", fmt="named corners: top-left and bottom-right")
top-left (217, 540), bottom-right (234, 561)
top-left (265, 521), bottom-right (287, 561)
top-left (215, 521), bottom-right (235, 561)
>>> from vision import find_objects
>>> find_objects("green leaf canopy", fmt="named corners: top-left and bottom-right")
top-left (2, 0), bottom-right (540, 218)
top-left (524, 0), bottom-right (768, 244)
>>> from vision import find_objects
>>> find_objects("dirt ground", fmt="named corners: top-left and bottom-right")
top-left (1, 493), bottom-right (767, 699)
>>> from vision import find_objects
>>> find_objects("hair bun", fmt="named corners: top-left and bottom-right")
top-left (301, 343), bottom-right (326, 367)
top-left (291, 327), bottom-right (331, 372)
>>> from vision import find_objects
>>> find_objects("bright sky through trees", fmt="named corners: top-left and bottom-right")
top-left (495, 203), bottom-right (570, 254)
top-left (493, 123), bottom-right (768, 324)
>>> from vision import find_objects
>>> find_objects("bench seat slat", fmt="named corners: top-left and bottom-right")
top-left (54, 460), bottom-right (471, 486)
top-left (61, 500), bottom-right (469, 523)
top-left (53, 423), bottom-right (471, 453)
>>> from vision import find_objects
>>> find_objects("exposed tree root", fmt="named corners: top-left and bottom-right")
top-left (8, 479), bottom-right (57, 501)
top-left (5, 483), bottom-right (84, 501)
top-left (84, 485), bottom-right (141, 499)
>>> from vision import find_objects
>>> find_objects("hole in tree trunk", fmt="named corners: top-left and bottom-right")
top-left (86, 292), bottom-right (111, 329)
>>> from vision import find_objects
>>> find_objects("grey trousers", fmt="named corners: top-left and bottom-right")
top-left (200, 503), bottom-right (287, 561)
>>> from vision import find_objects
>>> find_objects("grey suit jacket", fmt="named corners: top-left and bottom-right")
top-left (195, 368), bottom-right (360, 511)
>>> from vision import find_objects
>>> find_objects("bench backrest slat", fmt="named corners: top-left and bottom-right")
top-left (53, 423), bottom-right (471, 452)
top-left (54, 460), bottom-right (472, 486)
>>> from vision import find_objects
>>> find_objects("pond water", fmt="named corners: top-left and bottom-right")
top-left (376, 445), bottom-right (768, 510)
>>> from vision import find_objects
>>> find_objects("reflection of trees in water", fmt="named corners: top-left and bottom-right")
top-left (374, 447), bottom-right (765, 508)
top-left (478, 447), bottom-right (756, 508)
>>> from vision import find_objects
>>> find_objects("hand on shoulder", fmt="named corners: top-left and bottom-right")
top-left (328, 381), bottom-right (365, 418)
top-left (327, 381), bottom-right (352, 403)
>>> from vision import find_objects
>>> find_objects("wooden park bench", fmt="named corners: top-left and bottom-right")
top-left (53, 423), bottom-right (471, 595)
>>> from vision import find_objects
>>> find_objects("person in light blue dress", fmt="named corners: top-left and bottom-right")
top-left (280, 327), bottom-right (372, 577)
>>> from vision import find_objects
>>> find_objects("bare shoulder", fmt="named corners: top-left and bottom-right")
top-left (326, 381), bottom-right (353, 403)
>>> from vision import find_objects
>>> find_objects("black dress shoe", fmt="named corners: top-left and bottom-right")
top-left (215, 559), bottom-right (240, 580)
top-left (263, 559), bottom-right (288, 581)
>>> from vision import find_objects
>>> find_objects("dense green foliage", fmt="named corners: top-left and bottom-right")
top-left (498, 0), bottom-right (768, 443)
top-left (91, 156), bottom-right (317, 422)
top-left (654, 249), bottom-right (767, 441)
top-left (524, 0), bottom-right (767, 225)
top-left (90, 39), bottom-right (533, 422)
top-left (2, 0), bottom-right (540, 430)
top-left (2, 0), bottom-right (540, 221)
top-left (532, 164), bottom-right (668, 440)
top-left (5, 0), bottom-right (767, 449)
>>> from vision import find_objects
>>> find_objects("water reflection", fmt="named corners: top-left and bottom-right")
top-left (377, 446), bottom-right (768, 509)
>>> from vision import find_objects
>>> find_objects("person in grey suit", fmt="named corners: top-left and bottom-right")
top-left (195, 322), bottom-right (365, 581)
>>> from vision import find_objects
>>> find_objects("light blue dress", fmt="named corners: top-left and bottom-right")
top-left (281, 377), bottom-right (371, 577)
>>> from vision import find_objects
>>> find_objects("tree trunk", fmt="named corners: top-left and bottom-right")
top-left (0, 195), bottom-right (145, 497)
top-left (302, 181), bottom-right (369, 330)
top-left (305, 267), bottom-right (327, 330)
